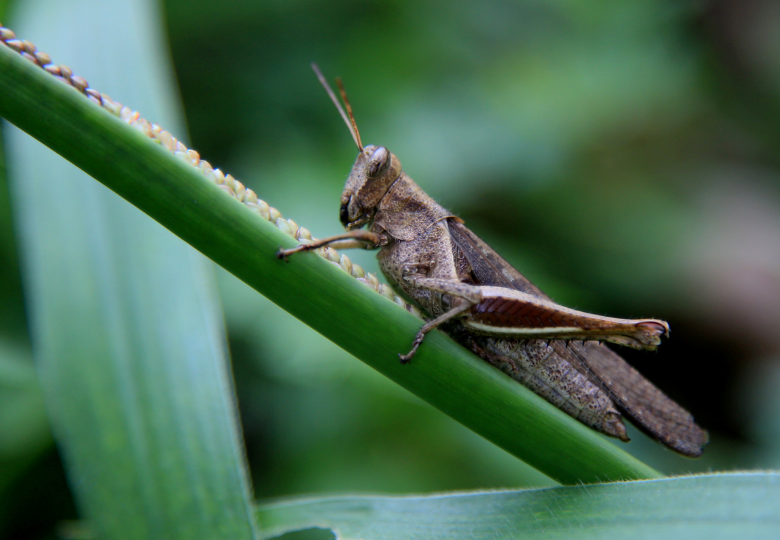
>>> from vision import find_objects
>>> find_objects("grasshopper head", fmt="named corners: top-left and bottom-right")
top-left (340, 145), bottom-right (402, 229)
top-left (309, 65), bottom-right (401, 229)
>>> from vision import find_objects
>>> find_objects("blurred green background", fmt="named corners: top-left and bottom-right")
top-left (3, 0), bottom-right (780, 537)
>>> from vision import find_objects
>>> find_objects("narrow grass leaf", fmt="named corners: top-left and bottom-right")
top-left (256, 472), bottom-right (780, 540)
top-left (4, 1), bottom-right (258, 538)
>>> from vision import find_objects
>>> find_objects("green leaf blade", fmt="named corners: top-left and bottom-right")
top-left (256, 472), bottom-right (780, 540)
top-left (5, 1), bottom-right (258, 538)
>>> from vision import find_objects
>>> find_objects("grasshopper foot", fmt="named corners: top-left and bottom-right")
top-left (275, 247), bottom-right (290, 262)
top-left (276, 244), bottom-right (311, 261)
top-left (398, 332), bottom-right (426, 364)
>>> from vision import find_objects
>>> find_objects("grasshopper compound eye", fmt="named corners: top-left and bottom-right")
top-left (367, 147), bottom-right (391, 179)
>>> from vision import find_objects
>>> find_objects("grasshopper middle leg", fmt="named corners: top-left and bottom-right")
top-left (398, 276), bottom-right (485, 363)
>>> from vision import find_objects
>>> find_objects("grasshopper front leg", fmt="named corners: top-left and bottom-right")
top-left (276, 230), bottom-right (384, 260)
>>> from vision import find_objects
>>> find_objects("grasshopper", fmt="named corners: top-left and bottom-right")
top-left (278, 65), bottom-right (708, 457)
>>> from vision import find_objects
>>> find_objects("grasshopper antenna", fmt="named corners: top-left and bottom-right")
top-left (311, 63), bottom-right (363, 151)
top-left (335, 77), bottom-right (363, 152)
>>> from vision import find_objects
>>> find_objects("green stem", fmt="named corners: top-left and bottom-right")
top-left (0, 42), bottom-right (661, 485)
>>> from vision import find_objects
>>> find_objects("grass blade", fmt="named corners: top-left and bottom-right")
top-left (4, 1), bottom-right (258, 538)
top-left (256, 472), bottom-right (780, 540)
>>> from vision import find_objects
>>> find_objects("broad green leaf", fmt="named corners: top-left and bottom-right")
top-left (4, 1), bottom-right (257, 538)
top-left (256, 472), bottom-right (780, 540)
top-left (0, 16), bottom-right (658, 485)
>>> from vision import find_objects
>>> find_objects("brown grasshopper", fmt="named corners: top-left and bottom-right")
top-left (278, 65), bottom-right (708, 457)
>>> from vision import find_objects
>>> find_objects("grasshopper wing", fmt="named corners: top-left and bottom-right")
top-left (447, 219), bottom-right (708, 457)
top-left (554, 340), bottom-right (708, 456)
